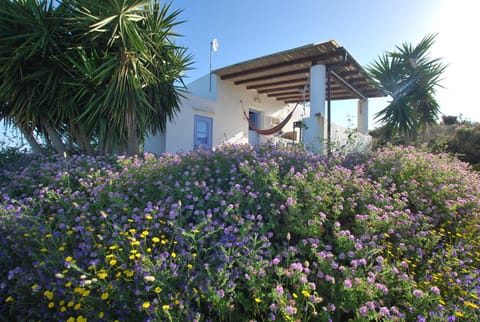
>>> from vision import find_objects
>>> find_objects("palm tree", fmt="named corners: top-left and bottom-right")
top-left (0, 0), bottom-right (191, 156)
top-left (63, 0), bottom-right (192, 155)
top-left (367, 34), bottom-right (447, 143)
top-left (0, 0), bottom-right (69, 155)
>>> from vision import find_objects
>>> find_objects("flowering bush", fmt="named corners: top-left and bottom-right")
top-left (1, 144), bottom-right (479, 321)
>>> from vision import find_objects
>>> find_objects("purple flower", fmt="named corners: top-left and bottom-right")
top-left (325, 274), bottom-right (335, 284)
top-left (285, 305), bottom-right (296, 315)
top-left (379, 306), bottom-right (390, 317)
top-left (275, 285), bottom-right (284, 295)
top-left (430, 286), bottom-right (440, 295)
top-left (413, 289), bottom-right (423, 298)
top-left (366, 301), bottom-right (376, 310)
top-left (417, 315), bottom-right (426, 322)
top-left (359, 306), bottom-right (369, 316)
top-left (286, 197), bottom-right (296, 207)
top-left (344, 279), bottom-right (352, 288)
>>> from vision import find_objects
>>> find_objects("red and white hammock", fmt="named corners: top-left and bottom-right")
top-left (241, 101), bottom-right (299, 136)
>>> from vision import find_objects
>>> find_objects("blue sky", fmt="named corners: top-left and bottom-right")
top-left (2, 0), bottom-right (479, 147)
top-left (170, 0), bottom-right (480, 127)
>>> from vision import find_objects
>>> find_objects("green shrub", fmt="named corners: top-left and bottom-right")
top-left (0, 144), bottom-right (479, 321)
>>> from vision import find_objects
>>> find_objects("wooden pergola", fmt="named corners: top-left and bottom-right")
top-left (214, 40), bottom-right (385, 104)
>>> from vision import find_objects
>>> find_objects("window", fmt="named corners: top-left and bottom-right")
top-left (194, 115), bottom-right (213, 149)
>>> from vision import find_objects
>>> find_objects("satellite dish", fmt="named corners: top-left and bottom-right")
top-left (211, 38), bottom-right (219, 52)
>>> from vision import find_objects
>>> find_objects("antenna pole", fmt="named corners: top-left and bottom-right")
top-left (209, 40), bottom-right (213, 92)
top-left (209, 39), bottom-right (218, 92)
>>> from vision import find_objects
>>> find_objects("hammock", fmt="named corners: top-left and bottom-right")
top-left (242, 101), bottom-right (299, 136)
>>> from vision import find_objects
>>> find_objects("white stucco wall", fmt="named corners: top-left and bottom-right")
top-left (144, 74), bottom-right (293, 154)
top-left (144, 73), bottom-right (371, 155)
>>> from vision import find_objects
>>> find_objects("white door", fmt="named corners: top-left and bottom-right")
top-left (248, 109), bottom-right (260, 145)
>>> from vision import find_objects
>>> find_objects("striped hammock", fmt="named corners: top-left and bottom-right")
top-left (242, 102), bottom-right (299, 136)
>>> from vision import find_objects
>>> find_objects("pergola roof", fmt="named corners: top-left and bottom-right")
top-left (214, 40), bottom-right (385, 104)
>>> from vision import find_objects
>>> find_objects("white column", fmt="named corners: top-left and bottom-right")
top-left (303, 64), bottom-right (326, 152)
top-left (357, 99), bottom-right (368, 134)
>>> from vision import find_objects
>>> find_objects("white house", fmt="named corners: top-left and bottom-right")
top-left (145, 41), bottom-right (384, 154)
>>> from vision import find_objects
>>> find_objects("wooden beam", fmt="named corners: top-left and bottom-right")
top-left (219, 52), bottom-right (339, 80)
top-left (267, 90), bottom-right (302, 98)
top-left (246, 77), bottom-right (307, 90)
top-left (258, 85), bottom-right (307, 94)
top-left (234, 69), bottom-right (310, 85)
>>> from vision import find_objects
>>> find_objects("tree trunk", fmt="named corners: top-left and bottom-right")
top-left (43, 119), bottom-right (67, 156)
top-left (76, 123), bottom-right (94, 155)
top-left (126, 121), bottom-right (139, 156)
top-left (17, 122), bottom-right (43, 154)
top-left (125, 108), bottom-right (139, 156)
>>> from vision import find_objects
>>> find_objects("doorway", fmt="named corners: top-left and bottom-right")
top-left (248, 109), bottom-right (260, 145)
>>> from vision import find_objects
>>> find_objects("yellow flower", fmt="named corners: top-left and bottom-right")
top-left (97, 271), bottom-right (108, 279)
top-left (74, 303), bottom-right (81, 310)
top-left (154, 287), bottom-right (162, 293)
top-left (464, 301), bottom-right (479, 309)
top-left (171, 252), bottom-right (177, 258)
top-left (48, 302), bottom-right (55, 308)
top-left (455, 311), bottom-right (464, 317)
top-left (187, 264), bottom-right (193, 269)
top-left (67, 318), bottom-right (75, 322)
top-left (101, 292), bottom-right (109, 300)
top-left (130, 240), bottom-right (140, 246)
top-left (302, 290), bottom-right (310, 297)
top-left (162, 304), bottom-right (170, 310)
top-left (109, 259), bottom-right (117, 266)
top-left (76, 316), bottom-right (87, 322)
top-left (292, 293), bottom-right (298, 298)
top-left (152, 237), bottom-right (160, 243)
top-left (99, 312), bottom-right (104, 318)
top-left (254, 298), bottom-right (262, 303)
top-left (146, 215), bottom-right (153, 220)
top-left (65, 256), bottom-right (73, 262)
top-left (44, 290), bottom-right (54, 301)
top-left (6, 296), bottom-right (14, 302)
top-left (143, 302), bottom-right (150, 309)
